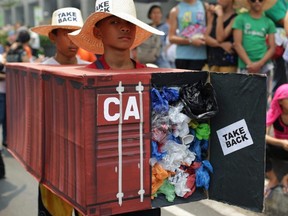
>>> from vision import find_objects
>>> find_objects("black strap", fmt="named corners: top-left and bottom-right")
top-left (94, 55), bottom-right (138, 69)
top-left (94, 54), bottom-right (104, 69)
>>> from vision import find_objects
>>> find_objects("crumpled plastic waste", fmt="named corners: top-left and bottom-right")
top-left (159, 140), bottom-right (196, 172)
top-left (169, 168), bottom-right (191, 197)
top-left (189, 124), bottom-right (210, 161)
top-left (150, 85), bottom-right (215, 201)
top-left (180, 81), bottom-right (218, 120)
top-left (151, 88), bottom-right (169, 114)
top-left (154, 179), bottom-right (176, 202)
top-left (152, 127), bottom-right (168, 144)
top-left (196, 160), bottom-right (213, 190)
top-left (151, 114), bottom-right (170, 144)
top-left (189, 135), bottom-right (202, 162)
top-left (161, 86), bottom-right (179, 103)
top-left (195, 123), bottom-right (210, 140)
top-left (183, 173), bottom-right (196, 198)
top-left (151, 140), bottom-right (166, 161)
top-left (168, 102), bottom-right (191, 137)
top-left (151, 163), bottom-right (171, 196)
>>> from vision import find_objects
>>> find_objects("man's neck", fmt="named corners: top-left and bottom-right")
top-left (103, 50), bottom-right (135, 70)
top-left (249, 9), bottom-right (263, 18)
top-left (223, 5), bottom-right (235, 14)
top-left (54, 53), bottom-right (78, 65)
top-left (184, 0), bottom-right (197, 4)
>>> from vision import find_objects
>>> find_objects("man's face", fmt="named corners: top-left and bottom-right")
top-left (248, 0), bottom-right (264, 12)
top-left (149, 7), bottom-right (162, 25)
top-left (94, 16), bottom-right (136, 51)
top-left (50, 28), bottom-right (79, 58)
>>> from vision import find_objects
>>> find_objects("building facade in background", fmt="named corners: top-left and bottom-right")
top-left (0, 0), bottom-right (94, 27)
top-left (0, 0), bottom-right (176, 27)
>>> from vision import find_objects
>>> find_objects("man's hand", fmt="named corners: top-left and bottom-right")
top-left (246, 61), bottom-right (262, 73)
top-left (220, 42), bottom-right (234, 53)
top-left (214, 5), bottom-right (223, 17)
top-left (281, 174), bottom-right (288, 194)
top-left (281, 139), bottom-right (288, 151)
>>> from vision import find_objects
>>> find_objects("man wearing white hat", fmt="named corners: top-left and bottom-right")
top-left (31, 7), bottom-right (89, 216)
top-left (68, 0), bottom-right (164, 69)
top-left (31, 7), bottom-right (90, 65)
top-left (68, 0), bottom-right (163, 215)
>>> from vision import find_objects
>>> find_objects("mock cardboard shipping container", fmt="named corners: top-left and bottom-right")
top-left (6, 63), bottom-right (266, 215)
top-left (6, 64), bottom-right (43, 181)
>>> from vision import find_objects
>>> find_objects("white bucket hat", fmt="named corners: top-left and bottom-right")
top-left (68, 0), bottom-right (165, 54)
top-left (31, 7), bottom-right (84, 36)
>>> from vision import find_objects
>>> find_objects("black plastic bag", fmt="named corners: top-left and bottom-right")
top-left (179, 81), bottom-right (218, 120)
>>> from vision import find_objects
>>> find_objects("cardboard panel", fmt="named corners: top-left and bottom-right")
top-left (6, 64), bottom-right (43, 181)
top-left (5, 64), bottom-right (266, 215)
top-left (209, 72), bottom-right (266, 212)
top-left (42, 68), bottom-right (152, 215)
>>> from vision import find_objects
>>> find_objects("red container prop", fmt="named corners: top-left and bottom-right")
top-left (42, 66), bottom-right (155, 215)
top-left (6, 63), bottom-right (44, 180)
top-left (6, 63), bottom-right (267, 215)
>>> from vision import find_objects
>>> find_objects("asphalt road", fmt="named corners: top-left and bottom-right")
top-left (0, 148), bottom-right (265, 216)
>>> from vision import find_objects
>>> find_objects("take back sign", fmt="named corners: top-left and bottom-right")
top-left (216, 119), bottom-right (254, 156)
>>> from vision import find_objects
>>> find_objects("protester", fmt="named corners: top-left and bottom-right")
top-left (144, 5), bottom-right (170, 68)
top-left (203, 0), bottom-right (238, 73)
top-left (6, 30), bottom-right (32, 63)
top-left (135, 6), bottom-right (162, 66)
top-left (265, 83), bottom-right (288, 198)
top-left (0, 52), bottom-right (6, 179)
top-left (163, 13), bottom-right (176, 68)
top-left (7, 22), bottom-right (23, 44)
top-left (31, 7), bottom-right (89, 216)
top-left (233, 0), bottom-right (276, 74)
top-left (168, 0), bottom-right (207, 70)
top-left (1, 31), bottom-right (30, 175)
top-left (29, 29), bottom-right (41, 59)
top-left (233, 0), bottom-right (276, 101)
top-left (265, 0), bottom-right (288, 97)
top-left (169, 0), bottom-right (207, 70)
top-left (265, 0), bottom-right (288, 98)
top-left (69, 0), bottom-right (164, 215)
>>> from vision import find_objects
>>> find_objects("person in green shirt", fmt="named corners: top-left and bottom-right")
top-left (233, 0), bottom-right (276, 73)
top-left (265, 0), bottom-right (287, 28)
top-left (265, 0), bottom-right (288, 96)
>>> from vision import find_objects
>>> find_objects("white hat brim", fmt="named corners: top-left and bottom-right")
top-left (31, 25), bottom-right (81, 36)
top-left (69, 12), bottom-right (164, 54)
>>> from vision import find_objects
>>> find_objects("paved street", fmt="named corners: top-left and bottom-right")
top-left (0, 148), bottom-right (265, 216)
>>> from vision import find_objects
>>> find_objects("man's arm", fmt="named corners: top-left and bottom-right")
top-left (233, 29), bottom-right (252, 67)
top-left (284, 11), bottom-right (288, 36)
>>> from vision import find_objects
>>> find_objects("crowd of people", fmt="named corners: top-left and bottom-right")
top-left (0, 0), bottom-right (288, 215)
top-left (143, 0), bottom-right (288, 201)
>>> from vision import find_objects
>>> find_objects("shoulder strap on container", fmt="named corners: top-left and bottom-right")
top-left (94, 54), bottom-right (104, 69)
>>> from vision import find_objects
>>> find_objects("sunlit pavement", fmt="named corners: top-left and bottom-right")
top-left (0, 148), bottom-right (266, 216)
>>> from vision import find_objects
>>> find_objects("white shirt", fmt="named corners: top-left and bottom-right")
top-left (29, 31), bottom-right (41, 49)
top-left (41, 56), bottom-right (90, 65)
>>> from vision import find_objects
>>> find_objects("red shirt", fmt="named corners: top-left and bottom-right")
top-left (86, 55), bottom-right (146, 69)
